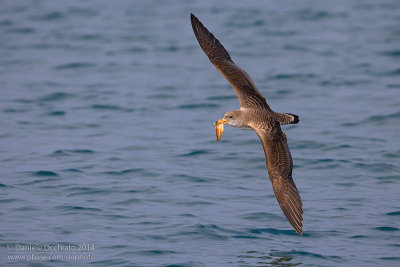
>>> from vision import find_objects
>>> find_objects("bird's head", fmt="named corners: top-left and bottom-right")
top-left (214, 110), bottom-right (249, 141)
top-left (222, 110), bottom-right (248, 128)
top-left (214, 111), bottom-right (240, 127)
top-left (219, 110), bottom-right (239, 125)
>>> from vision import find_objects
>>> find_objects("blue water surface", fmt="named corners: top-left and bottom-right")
top-left (1, 0), bottom-right (399, 266)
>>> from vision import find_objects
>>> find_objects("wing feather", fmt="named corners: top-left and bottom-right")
top-left (255, 129), bottom-right (303, 236)
top-left (191, 13), bottom-right (269, 109)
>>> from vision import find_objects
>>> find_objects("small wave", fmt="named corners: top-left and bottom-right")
top-left (374, 226), bottom-right (399, 232)
top-left (18, 177), bottom-right (60, 186)
top-left (74, 34), bottom-right (103, 41)
top-left (387, 84), bottom-right (400, 88)
top-left (177, 103), bottom-right (219, 109)
top-left (7, 27), bottom-right (35, 34)
top-left (292, 140), bottom-right (327, 150)
top-left (39, 92), bottom-right (73, 102)
top-left (68, 8), bottom-right (98, 17)
top-left (54, 62), bottom-right (95, 70)
top-left (32, 170), bottom-right (58, 177)
top-left (163, 263), bottom-right (204, 267)
top-left (269, 73), bottom-right (316, 80)
top-left (346, 111), bottom-right (400, 126)
top-left (179, 213), bottom-right (196, 218)
top-left (47, 110), bottom-right (66, 116)
top-left (174, 174), bottom-right (210, 183)
top-left (63, 168), bottom-right (82, 172)
top-left (0, 198), bottom-right (22, 204)
top-left (206, 95), bottom-right (236, 101)
top-left (376, 175), bottom-right (400, 182)
top-left (178, 150), bottom-right (211, 157)
top-left (13, 98), bottom-right (34, 103)
top-left (350, 235), bottom-right (367, 239)
top-left (103, 169), bottom-right (141, 176)
top-left (163, 45), bottom-right (180, 52)
top-left (65, 185), bottom-right (121, 196)
top-left (232, 235), bottom-right (258, 239)
top-left (126, 186), bottom-right (159, 194)
top-left (249, 227), bottom-right (299, 236)
top-left (67, 149), bottom-right (94, 154)
top-left (274, 250), bottom-right (341, 260)
top-left (35, 12), bottom-right (64, 21)
top-left (0, 19), bottom-right (12, 27)
top-left (262, 29), bottom-right (298, 36)
top-left (92, 259), bottom-right (128, 266)
top-left (49, 149), bottom-right (95, 157)
top-left (320, 79), bottom-right (371, 87)
top-left (113, 198), bottom-right (141, 205)
top-left (90, 104), bottom-right (133, 112)
top-left (380, 257), bottom-right (400, 261)
top-left (155, 85), bottom-right (179, 91)
top-left (336, 182), bottom-right (356, 187)
top-left (381, 50), bottom-right (400, 57)
top-left (283, 44), bottom-right (310, 52)
top-left (294, 9), bottom-right (347, 21)
top-left (354, 162), bottom-right (397, 173)
top-left (174, 200), bottom-right (213, 206)
top-left (240, 212), bottom-right (280, 221)
top-left (14, 206), bottom-right (40, 212)
top-left (237, 250), bottom-right (289, 266)
top-left (102, 169), bottom-right (159, 178)
top-left (148, 93), bottom-right (174, 99)
top-left (175, 224), bottom-right (230, 240)
top-left (125, 46), bottom-right (148, 53)
top-left (389, 68), bottom-right (400, 76)
top-left (386, 211), bottom-right (400, 216)
top-left (325, 144), bottom-right (352, 151)
top-left (57, 205), bottom-right (103, 212)
top-left (383, 151), bottom-right (400, 158)
top-left (2, 108), bottom-right (29, 113)
top-left (138, 250), bottom-right (177, 256)
top-left (105, 214), bottom-right (131, 221)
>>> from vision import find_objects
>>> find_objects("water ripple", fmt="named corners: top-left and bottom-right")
top-left (1, 1), bottom-right (399, 266)
top-left (249, 228), bottom-right (299, 236)
top-left (54, 62), bottom-right (96, 70)
top-left (386, 211), bottom-right (400, 216)
top-left (177, 103), bottom-right (219, 109)
top-left (374, 226), bottom-right (399, 232)
top-left (178, 150), bottom-right (212, 157)
top-left (32, 170), bottom-right (59, 177)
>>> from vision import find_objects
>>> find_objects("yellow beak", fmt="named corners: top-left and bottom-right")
top-left (214, 118), bottom-right (228, 141)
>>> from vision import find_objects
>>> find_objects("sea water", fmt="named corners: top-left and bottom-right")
top-left (1, 0), bottom-right (399, 266)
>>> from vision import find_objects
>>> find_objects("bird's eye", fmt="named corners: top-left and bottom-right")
top-left (228, 116), bottom-right (233, 119)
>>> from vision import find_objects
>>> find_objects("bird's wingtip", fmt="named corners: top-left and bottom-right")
top-left (190, 13), bottom-right (198, 27)
top-left (298, 229), bottom-right (303, 237)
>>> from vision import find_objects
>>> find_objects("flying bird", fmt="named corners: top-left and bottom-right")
top-left (191, 13), bottom-right (303, 236)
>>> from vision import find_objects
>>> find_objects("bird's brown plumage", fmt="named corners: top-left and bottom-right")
top-left (255, 128), bottom-right (303, 236)
top-left (191, 13), bottom-right (303, 236)
top-left (191, 13), bottom-right (270, 110)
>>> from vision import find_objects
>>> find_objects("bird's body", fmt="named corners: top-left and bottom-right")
top-left (191, 13), bottom-right (304, 236)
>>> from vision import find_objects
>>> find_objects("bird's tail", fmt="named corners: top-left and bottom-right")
top-left (273, 112), bottom-right (299, 125)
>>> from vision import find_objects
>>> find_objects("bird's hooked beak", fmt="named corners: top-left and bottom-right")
top-left (214, 118), bottom-right (228, 141)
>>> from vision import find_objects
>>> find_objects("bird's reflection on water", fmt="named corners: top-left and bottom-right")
top-left (236, 250), bottom-right (301, 266)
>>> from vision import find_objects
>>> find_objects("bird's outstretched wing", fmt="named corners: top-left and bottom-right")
top-left (191, 13), bottom-right (269, 109)
top-left (255, 128), bottom-right (303, 236)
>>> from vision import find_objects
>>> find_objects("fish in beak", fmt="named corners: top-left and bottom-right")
top-left (214, 118), bottom-right (228, 141)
